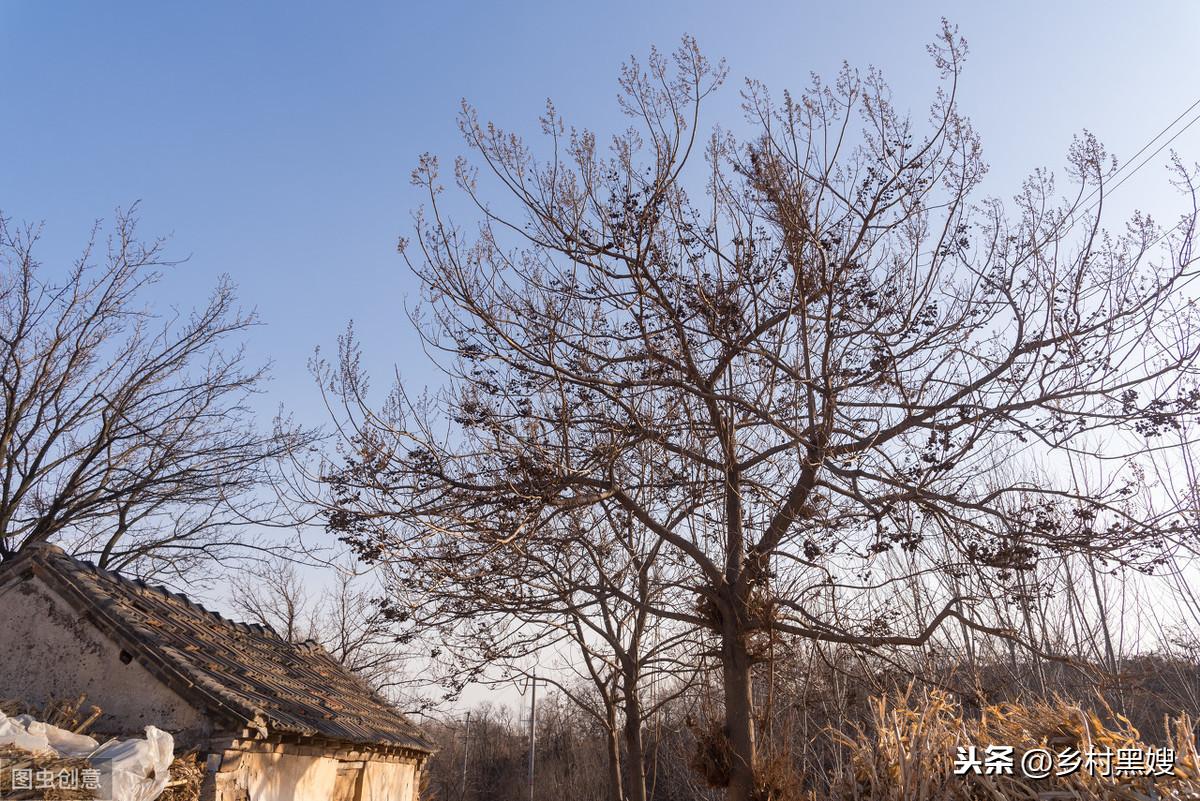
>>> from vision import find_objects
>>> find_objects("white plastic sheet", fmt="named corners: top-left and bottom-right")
top-left (92, 726), bottom-right (174, 801)
top-left (22, 714), bottom-right (101, 756)
top-left (0, 711), bottom-right (174, 801)
top-left (0, 711), bottom-right (62, 752)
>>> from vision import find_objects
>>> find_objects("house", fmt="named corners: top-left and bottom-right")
top-left (0, 543), bottom-right (432, 801)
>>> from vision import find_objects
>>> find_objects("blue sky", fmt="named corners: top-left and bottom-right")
top-left (5, 0), bottom-right (1200, 711)
top-left (4, 1), bottom-right (1199, 431)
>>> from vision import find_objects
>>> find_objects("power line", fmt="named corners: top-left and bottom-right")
top-left (1078, 98), bottom-right (1200, 217)
top-left (1008, 94), bottom-right (1200, 270)
top-left (1084, 97), bottom-right (1200, 204)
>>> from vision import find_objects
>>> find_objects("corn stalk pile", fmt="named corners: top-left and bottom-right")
top-left (0, 697), bottom-right (201, 801)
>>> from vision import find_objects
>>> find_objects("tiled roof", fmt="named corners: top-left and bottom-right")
top-left (1, 544), bottom-right (431, 753)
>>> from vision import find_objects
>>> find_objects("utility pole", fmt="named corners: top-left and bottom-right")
top-left (519, 671), bottom-right (550, 801)
top-left (461, 710), bottom-right (470, 801)
top-left (527, 671), bottom-right (537, 801)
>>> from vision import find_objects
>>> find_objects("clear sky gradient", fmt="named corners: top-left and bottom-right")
top-left (4, 0), bottom-right (1200, 711)
top-left (4, 1), bottom-right (1199, 427)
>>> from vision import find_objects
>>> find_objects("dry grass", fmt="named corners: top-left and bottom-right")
top-left (158, 752), bottom-right (204, 801)
top-left (1, 695), bottom-right (202, 801)
top-left (1, 696), bottom-right (102, 800)
top-left (0, 696), bottom-right (102, 735)
top-left (820, 688), bottom-right (1200, 801)
top-left (0, 745), bottom-right (97, 801)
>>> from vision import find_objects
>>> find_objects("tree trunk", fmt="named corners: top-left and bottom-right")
top-left (621, 666), bottom-right (648, 801)
top-left (722, 621), bottom-right (757, 801)
top-left (605, 711), bottom-right (625, 801)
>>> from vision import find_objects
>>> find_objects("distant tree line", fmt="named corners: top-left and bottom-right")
top-left (422, 640), bottom-right (1200, 800)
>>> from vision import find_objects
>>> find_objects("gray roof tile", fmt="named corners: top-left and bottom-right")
top-left (2, 545), bottom-right (431, 753)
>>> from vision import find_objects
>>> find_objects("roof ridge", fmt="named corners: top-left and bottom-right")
top-left (50, 549), bottom-right (282, 638)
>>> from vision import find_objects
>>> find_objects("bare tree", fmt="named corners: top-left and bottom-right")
top-left (321, 24), bottom-right (1200, 800)
top-left (229, 556), bottom-right (419, 701)
top-left (424, 699), bottom-right (614, 801)
top-left (228, 557), bottom-right (320, 642)
top-left (0, 208), bottom-right (305, 583)
top-left (339, 500), bottom-right (703, 801)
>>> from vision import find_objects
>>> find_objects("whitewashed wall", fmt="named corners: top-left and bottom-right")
top-left (0, 574), bottom-right (211, 744)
